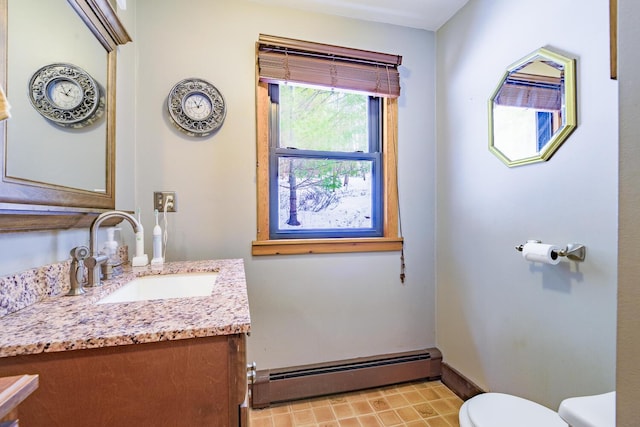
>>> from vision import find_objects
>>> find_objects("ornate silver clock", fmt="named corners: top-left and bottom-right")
top-left (28, 63), bottom-right (102, 128)
top-left (167, 78), bottom-right (226, 137)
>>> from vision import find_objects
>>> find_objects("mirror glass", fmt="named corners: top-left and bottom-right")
top-left (489, 47), bottom-right (577, 167)
top-left (6, 0), bottom-right (107, 192)
top-left (0, 0), bottom-right (130, 231)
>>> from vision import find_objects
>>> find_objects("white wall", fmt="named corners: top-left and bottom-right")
top-left (132, 0), bottom-right (436, 369)
top-left (617, 0), bottom-right (640, 424)
top-left (436, 0), bottom-right (618, 409)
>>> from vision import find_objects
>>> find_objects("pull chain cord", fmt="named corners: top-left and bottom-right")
top-left (397, 167), bottom-right (405, 283)
top-left (162, 198), bottom-right (170, 260)
top-left (400, 247), bottom-right (406, 283)
top-left (399, 222), bottom-right (405, 283)
top-left (384, 70), bottom-right (405, 283)
top-left (398, 167), bottom-right (405, 283)
top-left (390, 94), bottom-right (405, 284)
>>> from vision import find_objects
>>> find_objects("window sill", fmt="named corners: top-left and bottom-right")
top-left (251, 237), bottom-right (404, 256)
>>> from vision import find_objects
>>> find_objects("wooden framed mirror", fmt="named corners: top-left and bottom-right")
top-left (488, 47), bottom-right (577, 167)
top-left (0, 0), bottom-right (130, 232)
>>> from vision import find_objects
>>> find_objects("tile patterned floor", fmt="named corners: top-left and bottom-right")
top-left (249, 380), bottom-right (463, 427)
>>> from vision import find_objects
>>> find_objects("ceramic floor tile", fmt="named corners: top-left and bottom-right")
top-left (403, 390), bottom-right (427, 404)
top-left (273, 413), bottom-right (295, 427)
top-left (396, 406), bottom-right (422, 423)
top-left (429, 398), bottom-right (457, 415)
top-left (369, 397), bottom-right (391, 411)
top-left (252, 416), bottom-right (276, 427)
top-left (384, 393), bottom-right (410, 408)
top-left (313, 406), bottom-right (337, 423)
top-left (417, 388), bottom-right (441, 400)
top-left (292, 408), bottom-right (316, 425)
top-left (337, 418), bottom-right (361, 427)
top-left (443, 413), bottom-right (460, 426)
top-left (271, 405), bottom-right (293, 414)
top-left (333, 402), bottom-right (356, 419)
top-left (425, 417), bottom-right (451, 427)
top-left (249, 380), bottom-right (463, 427)
top-left (412, 403), bottom-right (438, 419)
top-left (351, 400), bottom-right (375, 416)
top-left (377, 410), bottom-right (404, 426)
top-left (357, 414), bottom-right (384, 426)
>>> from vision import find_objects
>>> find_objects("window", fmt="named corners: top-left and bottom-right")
top-left (252, 35), bottom-right (404, 255)
top-left (270, 83), bottom-right (383, 239)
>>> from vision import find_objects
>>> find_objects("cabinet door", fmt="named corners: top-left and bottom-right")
top-left (239, 394), bottom-right (249, 427)
top-left (229, 334), bottom-right (248, 426)
top-left (0, 337), bottom-right (233, 426)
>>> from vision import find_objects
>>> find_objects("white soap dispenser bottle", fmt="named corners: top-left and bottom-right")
top-left (151, 209), bottom-right (164, 265)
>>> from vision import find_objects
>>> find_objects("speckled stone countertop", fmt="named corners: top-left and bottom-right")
top-left (0, 259), bottom-right (250, 358)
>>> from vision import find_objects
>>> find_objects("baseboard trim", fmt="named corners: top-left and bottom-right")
top-left (441, 362), bottom-right (485, 401)
top-left (251, 348), bottom-right (442, 408)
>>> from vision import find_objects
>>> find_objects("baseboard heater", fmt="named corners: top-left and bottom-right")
top-left (250, 348), bottom-right (442, 408)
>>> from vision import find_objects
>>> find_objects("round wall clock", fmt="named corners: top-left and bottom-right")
top-left (167, 78), bottom-right (226, 137)
top-left (28, 63), bottom-right (102, 128)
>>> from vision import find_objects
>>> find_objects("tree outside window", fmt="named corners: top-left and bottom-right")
top-left (270, 84), bottom-right (382, 239)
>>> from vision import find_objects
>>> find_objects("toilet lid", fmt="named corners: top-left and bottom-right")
top-left (558, 391), bottom-right (615, 427)
top-left (467, 393), bottom-right (568, 427)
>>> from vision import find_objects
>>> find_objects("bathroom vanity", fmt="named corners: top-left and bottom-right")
top-left (0, 259), bottom-right (251, 426)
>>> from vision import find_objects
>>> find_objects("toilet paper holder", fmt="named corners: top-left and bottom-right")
top-left (515, 241), bottom-right (586, 262)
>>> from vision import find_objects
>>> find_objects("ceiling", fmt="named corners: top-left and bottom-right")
top-left (250, 0), bottom-right (469, 31)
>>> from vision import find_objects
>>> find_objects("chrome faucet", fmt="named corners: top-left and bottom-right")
top-left (85, 211), bottom-right (145, 287)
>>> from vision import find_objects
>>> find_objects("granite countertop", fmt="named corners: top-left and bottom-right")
top-left (0, 259), bottom-right (251, 358)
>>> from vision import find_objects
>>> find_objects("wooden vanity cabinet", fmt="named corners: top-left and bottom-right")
top-left (0, 334), bottom-right (248, 427)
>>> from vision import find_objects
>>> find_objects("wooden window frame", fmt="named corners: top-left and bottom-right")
top-left (252, 81), bottom-right (403, 255)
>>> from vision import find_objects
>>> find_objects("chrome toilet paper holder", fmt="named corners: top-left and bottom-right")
top-left (515, 241), bottom-right (586, 262)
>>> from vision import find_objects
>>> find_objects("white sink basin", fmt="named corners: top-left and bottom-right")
top-left (97, 272), bottom-right (218, 304)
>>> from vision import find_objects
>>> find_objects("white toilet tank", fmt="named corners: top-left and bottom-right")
top-left (558, 391), bottom-right (615, 427)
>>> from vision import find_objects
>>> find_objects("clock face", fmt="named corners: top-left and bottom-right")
top-left (183, 92), bottom-right (213, 120)
top-left (167, 78), bottom-right (226, 137)
top-left (28, 63), bottom-right (102, 128)
top-left (46, 78), bottom-right (84, 110)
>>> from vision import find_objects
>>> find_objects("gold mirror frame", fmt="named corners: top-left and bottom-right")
top-left (0, 0), bottom-right (131, 232)
top-left (488, 47), bottom-right (577, 167)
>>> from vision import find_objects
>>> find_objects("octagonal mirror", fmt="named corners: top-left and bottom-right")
top-left (488, 47), bottom-right (577, 167)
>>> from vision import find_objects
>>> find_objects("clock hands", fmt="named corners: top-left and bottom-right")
top-left (60, 82), bottom-right (74, 97)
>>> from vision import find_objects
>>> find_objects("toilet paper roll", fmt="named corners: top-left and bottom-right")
top-left (522, 242), bottom-right (561, 265)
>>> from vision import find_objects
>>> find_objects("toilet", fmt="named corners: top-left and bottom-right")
top-left (459, 390), bottom-right (615, 427)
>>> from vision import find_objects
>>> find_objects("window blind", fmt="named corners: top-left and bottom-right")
top-left (257, 34), bottom-right (402, 98)
top-left (494, 80), bottom-right (563, 111)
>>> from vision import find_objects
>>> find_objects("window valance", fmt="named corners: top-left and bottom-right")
top-left (257, 34), bottom-right (402, 98)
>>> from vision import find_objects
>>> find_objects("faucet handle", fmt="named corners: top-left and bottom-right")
top-left (67, 246), bottom-right (89, 296)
